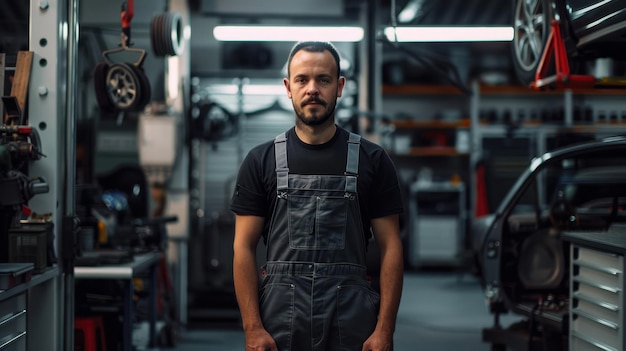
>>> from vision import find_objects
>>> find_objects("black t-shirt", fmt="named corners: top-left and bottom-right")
top-left (229, 125), bottom-right (404, 238)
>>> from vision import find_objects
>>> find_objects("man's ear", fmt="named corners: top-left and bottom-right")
top-left (337, 76), bottom-right (346, 97)
top-left (283, 77), bottom-right (292, 99)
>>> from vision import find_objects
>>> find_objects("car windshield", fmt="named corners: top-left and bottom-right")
top-left (509, 148), bottom-right (626, 229)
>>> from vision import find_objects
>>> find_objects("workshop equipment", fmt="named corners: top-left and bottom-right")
top-left (0, 125), bottom-right (49, 240)
top-left (0, 51), bottom-right (49, 263)
top-left (93, 0), bottom-right (151, 112)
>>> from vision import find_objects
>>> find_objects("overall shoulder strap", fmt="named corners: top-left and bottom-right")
top-left (345, 132), bottom-right (361, 193)
top-left (274, 132), bottom-right (288, 191)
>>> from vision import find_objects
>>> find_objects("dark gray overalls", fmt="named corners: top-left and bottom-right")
top-left (259, 131), bottom-right (380, 351)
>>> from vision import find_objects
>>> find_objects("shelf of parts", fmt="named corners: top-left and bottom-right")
top-left (382, 84), bottom-right (626, 96)
top-left (389, 147), bottom-right (469, 157)
top-left (389, 119), bottom-right (470, 129)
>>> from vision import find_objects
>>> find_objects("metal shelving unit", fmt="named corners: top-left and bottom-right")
top-left (469, 81), bottom-right (626, 222)
top-left (0, 1), bottom-right (77, 350)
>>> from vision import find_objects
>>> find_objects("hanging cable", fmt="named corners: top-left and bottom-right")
top-left (384, 0), bottom-right (470, 95)
top-left (390, 0), bottom-right (399, 42)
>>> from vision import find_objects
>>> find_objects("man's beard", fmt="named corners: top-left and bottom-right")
top-left (294, 97), bottom-right (337, 126)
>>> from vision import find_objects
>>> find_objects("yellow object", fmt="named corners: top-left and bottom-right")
top-left (97, 220), bottom-right (107, 244)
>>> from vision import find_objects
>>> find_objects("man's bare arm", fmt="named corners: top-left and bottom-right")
top-left (233, 214), bottom-right (277, 351)
top-left (363, 214), bottom-right (404, 351)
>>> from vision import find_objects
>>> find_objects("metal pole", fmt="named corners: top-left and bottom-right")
top-left (63, 0), bottom-right (79, 349)
top-left (29, 0), bottom-right (77, 348)
top-left (367, 0), bottom-right (380, 132)
top-left (359, 0), bottom-right (380, 134)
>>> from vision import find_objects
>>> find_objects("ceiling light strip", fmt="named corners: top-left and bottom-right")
top-left (213, 25), bottom-right (365, 42)
top-left (384, 26), bottom-right (514, 42)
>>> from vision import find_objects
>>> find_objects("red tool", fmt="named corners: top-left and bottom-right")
top-left (120, 0), bottom-right (134, 47)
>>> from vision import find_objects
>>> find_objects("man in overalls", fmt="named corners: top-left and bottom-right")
top-left (230, 41), bottom-right (404, 351)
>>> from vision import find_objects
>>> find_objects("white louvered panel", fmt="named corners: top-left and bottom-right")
top-left (570, 244), bottom-right (624, 351)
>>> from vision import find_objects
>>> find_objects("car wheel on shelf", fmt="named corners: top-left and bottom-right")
top-left (511, 0), bottom-right (553, 86)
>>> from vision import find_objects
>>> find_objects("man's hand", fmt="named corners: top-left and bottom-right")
top-left (362, 329), bottom-right (393, 351)
top-left (244, 328), bottom-right (278, 351)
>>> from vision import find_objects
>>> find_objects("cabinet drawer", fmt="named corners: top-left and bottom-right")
top-left (576, 247), bottom-right (622, 271)
top-left (576, 265), bottom-right (621, 290)
top-left (0, 310), bottom-right (26, 342)
top-left (0, 295), bottom-right (26, 319)
top-left (573, 296), bottom-right (619, 325)
top-left (571, 311), bottom-right (619, 350)
top-left (0, 331), bottom-right (26, 351)
top-left (571, 331), bottom-right (617, 351)
top-left (0, 293), bottom-right (26, 351)
top-left (574, 278), bottom-right (621, 307)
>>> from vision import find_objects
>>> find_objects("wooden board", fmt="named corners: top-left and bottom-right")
top-left (4, 51), bottom-right (33, 124)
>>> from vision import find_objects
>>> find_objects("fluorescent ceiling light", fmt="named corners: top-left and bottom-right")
top-left (384, 26), bottom-right (514, 42)
top-left (207, 84), bottom-right (286, 96)
top-left (213, 25), bottom-right (364, 42)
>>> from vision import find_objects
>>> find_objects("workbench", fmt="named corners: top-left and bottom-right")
top-left (74, 251), bottom-right (161, 351)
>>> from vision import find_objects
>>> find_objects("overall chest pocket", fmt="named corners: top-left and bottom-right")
top-left (287, 192), bottom-right (349, 250)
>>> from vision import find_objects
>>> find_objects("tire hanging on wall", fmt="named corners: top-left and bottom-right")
top-left (150, 13), bottom-right (165, 57)
top-left (150, 12), bottom-right (183, 57)
top-left (94, 61), bottom-right (150, 112)
top-left (93, 62), bottom-right (115, 112)
top-left (128, 63), bottom-right (152, 109)
top-left (105, 62), bottom-right (143, 111)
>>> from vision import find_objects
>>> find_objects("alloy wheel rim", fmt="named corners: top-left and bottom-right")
top-left (514, 0), bottom-right (548, 72)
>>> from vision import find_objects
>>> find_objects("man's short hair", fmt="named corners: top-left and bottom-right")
top-left (286, 41), bottom-right (341, 78)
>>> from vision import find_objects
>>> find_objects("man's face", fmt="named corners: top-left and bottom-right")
top-left (284, 49), bottom-right (345, 126)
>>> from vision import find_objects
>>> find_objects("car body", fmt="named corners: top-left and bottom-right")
top-left (473, 136), bottom-right (626, 348)
top-left (512, 0), bottom-right (626, 86)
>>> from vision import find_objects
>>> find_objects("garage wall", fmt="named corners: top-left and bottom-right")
top-left (187, 99), bottom-right (294, 319)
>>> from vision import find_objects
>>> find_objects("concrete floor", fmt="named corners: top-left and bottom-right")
top-left (150, 271), bottom-right (520, 351)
